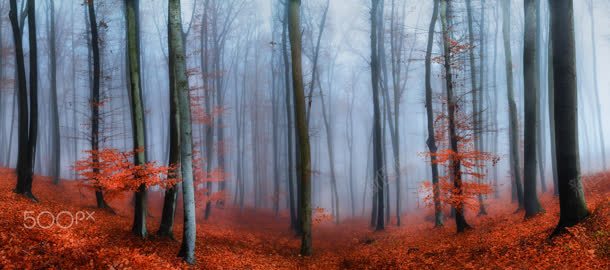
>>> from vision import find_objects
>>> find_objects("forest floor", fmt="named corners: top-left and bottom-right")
top-left (0, 168), bottom-right (609, 269)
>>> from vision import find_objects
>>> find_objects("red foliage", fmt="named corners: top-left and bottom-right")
top-left (74, 148), bottom-right (178, 200)
top-left (421, 96), bottom-right (497, 211)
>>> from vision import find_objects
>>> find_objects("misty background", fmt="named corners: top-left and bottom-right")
top-left (0, 0), bottom-right (608, 220)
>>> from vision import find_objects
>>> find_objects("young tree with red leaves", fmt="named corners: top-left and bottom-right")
top-left (440, 0), bottom-right (470, 233)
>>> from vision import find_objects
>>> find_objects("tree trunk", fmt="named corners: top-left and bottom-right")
top-left (12, 0), bottom-right (38, 201)
top-left (492, 3), bottom-right (500, 199)
top-left (370, 0), bottom-right (385, 232)
top-left (318, 76), bottom-right (339, 224)
top-left (536, 0), bottom-right (547, 193)
top-left (158, 3), bottom-right (182, 238)
top-left (547, 9), bottom-right (559, 196)
top-left (502, 0), bottom-right (524, 209)
top-left (88, 0), bottom-right (110, 209)
top-left (288, 0), bottom-right (312, 256)
top-left (523, 0), bottom-right (543, 218)
top-left (549, 0), bottom-right (589, 236)
top-left (424, 0), bottom-right (443, 227)
top-left (347, 90), bottom-right (355, 217)
top-left (125, 0), bottom-right (148, 238)
top-left (440, 0), bottom-right (470, 233)
top-left (168, 0), bottom-right (197, 264)
top-left (49, 0), bottom-right (61, 185)
top-left (281, 7), bottom-right (297, 230)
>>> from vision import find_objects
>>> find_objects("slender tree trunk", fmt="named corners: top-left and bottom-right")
top-left (465, 0), bottom-right (487, 217)
top-left (424, 0), bottom-right (443, 227)
top-left (87, 0), bottom-right (110, 209)
top-left (281, 10), bottom-right (297, 230)
top-left (389, 5), bottom-right (404, 227)
top-left (168, 0), bottom-right (197, 264)
top-left (492, 3), bottom-right (500, 199)
top-left (318, 76), bottom-right (339, 224)
top-left (549, 0), bottom-right (589, 236)
top-left (536, 0), bottom-right (547, 193)
top-left (523, 0), bottom-right (542, 218)
top-left (49, 0), bottom-right (61, 185)
top-left (440, 0), bottom-right (470, 233)
top-left (347, 91), bottom-right (355, 217)
top-left (304, 0), bottom-right (329, 126)
top-left (477, 0), bottom-right (488, 215)
top-left (288, 0), bottom-right (312, 256)
top-left (272, 55), bottom-right (280, 217)
top-left (158, 3), bottom-right (182, 238)
top-left (502, 0), bottom-right (524, 209)
top-left (370, 0), bottom-right (385, 232)
top-left (213, 13), bottom-right (228, 209)
top-left (12, 0), bottom-right (38, 201)
top-left (125, 0), bottom-right (148, 238)
top-left (547, 7), bottom-right (559, 196)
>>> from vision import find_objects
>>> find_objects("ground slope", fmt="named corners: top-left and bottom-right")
top-left (0, 168), bottom-right (608, 269)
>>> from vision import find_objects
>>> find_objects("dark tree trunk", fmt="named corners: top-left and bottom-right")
top-left (549, 0), bottom-right (589, 236)
top-left (424, 0), bottom-right (443, 227)
top-left (125, 0), bottom-right (148, 238)
top-left (49, 0), bottom-right (60, 185)
top-left (370, 0), bottom-right (385, 232)
top-left (12, 0), bottom-right (38, 202)
top-left (288, 0), bottom-right (312, 256)
top-left (547, 10), bottom-right (559, 196)
top-left (523, 0), bottom-right (543, 218)
top-left (502, 0), bottom-right (524, 210)
top-left (158, 3), bottom-right (182, 237)
top-left (88, 0), bottom-right (110, 210)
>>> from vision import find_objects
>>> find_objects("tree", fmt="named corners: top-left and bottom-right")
top-left (49, 0), bottom-right (60, 185)
top-left (158, 1), bottom-right (183, 240)
top-left (440, 0), bottom-right (470, 233)
top-left (125, 0), bottom-right (148, 238)
top-left (424, 0), bottom-right (443, 227)
top-left (501, 0), bottom-right (524, 210)
top-left (549, 0), bottom-right (589, 236)
top-left (86, 0), bottom-right (111, 210)
top-left (308, 0), bottom-right (336, 224)
top-left (288, 0), bottom-right (312, 256)
top-left (11, 0), bottom-right (38, 201)
top-left (523, 0), bottom-right (543, 218)
top-left (547, 7), bottom-right (559, 196)
top-left (465, 0), bottom-right (487, 217)
top-left (370, 0), bottom-right (385, 232)
top-left (168, 0), bottom-right (197, 264)
top-left (282, 4), bottom-right (297, 229)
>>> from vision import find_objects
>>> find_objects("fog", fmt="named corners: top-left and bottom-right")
top-left (1, 0), bottom-right (609, 221)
